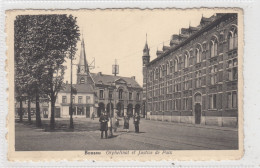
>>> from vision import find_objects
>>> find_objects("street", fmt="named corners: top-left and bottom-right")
top-left (15, 117), bottom-right (238, 151)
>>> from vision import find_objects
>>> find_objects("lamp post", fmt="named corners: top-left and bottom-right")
top-left (69, 51), bottom-right (74, 129)
top-left (109, 83), bottom-right (114, 137)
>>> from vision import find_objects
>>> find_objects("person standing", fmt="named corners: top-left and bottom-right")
top-left (99, 111), bottom-right (108, 139)
top-left (91, 111), bottom-right (95, 120)
top-left (113, 111), bottom-right (119, 132)
top-left (123, 115), bottom-right (130, 132)
top-left (133, 113), bottom-right (140, 133)
top-left (108, 116), bottom-right (113, 138)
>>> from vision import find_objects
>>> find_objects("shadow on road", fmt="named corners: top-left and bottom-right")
top-left (15, 119), bottom-right (100, 133)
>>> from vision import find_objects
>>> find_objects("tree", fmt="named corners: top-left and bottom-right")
top-left (38, 15), bottom-right (80, 129)
top-left (14, 15), bottom-right (80, 129)
top-left (15, 15), bottom-right (43, 126)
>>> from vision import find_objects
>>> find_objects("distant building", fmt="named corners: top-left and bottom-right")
top-left (53, 83), bottom-right (95, 118)
top-left (143, 13), bottom-right (238, 127)
top-left (77, 38), bottom-right (143, 117)
top-left (90, 72), bottom-right (143, 117)
top-left (15, 97), bottom-right (49, 118)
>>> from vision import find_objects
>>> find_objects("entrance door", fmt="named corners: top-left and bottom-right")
top-left (97, 103), bottom-right (105, 117)
top-left (86, 106), bottom-right (90, 118)
top-left (127, 104), bottom-right (133, 117)
top-left (117, 102), bottom-right (123, 117)
top-left (195, 103), bottom-right (201, 124)
top-left (54, 107), bottom-right (61, 118)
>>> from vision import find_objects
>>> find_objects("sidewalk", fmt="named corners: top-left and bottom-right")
top-left (143, 118), bottom-right (238, 131)
top-left (18, 117), bottom-right (238, 132)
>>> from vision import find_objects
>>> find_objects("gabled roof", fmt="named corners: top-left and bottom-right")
top-left (90, 73), bottom-right (142, 89)
top-left (60, 83), bottom-right (94, 93)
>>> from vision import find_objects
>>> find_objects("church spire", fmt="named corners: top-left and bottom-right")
top-left (142, 33), bottom-right (150, 66)
top-left (78, 37), bottom-right (89, 74)
top-left (77, 36), bottom-right (92, 84)
top-left (143, 33), bottom-right (150, 57)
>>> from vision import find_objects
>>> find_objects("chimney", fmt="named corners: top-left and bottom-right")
top-left (98, 72), bottom-right (102, 76)
top-left (131, 76), bottom-right (135, 80)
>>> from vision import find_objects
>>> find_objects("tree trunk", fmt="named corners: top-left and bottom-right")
top-left (50, 93), bottom-right (55, 130)
top-left (19, 99), bottom-right (23, 122)
top-left (27, 98), bottom-right (31, 124)
top-left (35, 87), bottom-right (42, 127)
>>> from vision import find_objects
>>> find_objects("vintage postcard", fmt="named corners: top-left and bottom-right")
top-left (6, 8), bottom-right (243, 161)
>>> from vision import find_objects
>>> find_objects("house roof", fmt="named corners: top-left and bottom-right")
top-left (147, 13), bottom-right (234, 66)
top-left (60, 83), bottom-right (94, 93)
top-left (90, 73), bottom-right (142, 89)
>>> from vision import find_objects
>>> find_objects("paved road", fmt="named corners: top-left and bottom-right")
top-left (15, 118), bottom-right (238, 151)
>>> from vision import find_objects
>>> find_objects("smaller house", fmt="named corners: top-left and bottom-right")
top-left (52, 83), bottom-right (95, 118)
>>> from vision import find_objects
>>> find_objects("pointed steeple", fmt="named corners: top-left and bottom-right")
top-left (77, 36), bottom-right (93, 85)
top-left (78, 37), bottom-right (89, 74)
top-left (143, 33), bottom-right (150, 57)
top-left (142, 33), bottom-right (150, 67)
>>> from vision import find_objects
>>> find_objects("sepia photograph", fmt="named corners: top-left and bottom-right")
top-left (6, 8), bottom-right (243, 161)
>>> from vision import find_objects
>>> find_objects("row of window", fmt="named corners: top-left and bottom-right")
top-left (99, 89), bottom-right (140, 101)
top-left (70, 106), bottom-right (91, 116)
top-left (148, 27), bottom-right (238, 81)
top-left (147, 91), bottom-right (237, 112)
top-left (147, 68), bottom-right (237, 97)
top-left (62, 96), bottom-right (91, 104)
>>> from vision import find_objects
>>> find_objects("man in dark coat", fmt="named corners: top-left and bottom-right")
top-left (99, 111), bottom-right (108, 139)
top-left (133, 113), bottom-right (140, 133)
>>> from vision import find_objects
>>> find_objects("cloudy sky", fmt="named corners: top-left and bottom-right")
top-left (63, 9), bottom-right (215, 85)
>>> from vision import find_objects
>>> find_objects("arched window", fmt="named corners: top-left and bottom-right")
top-left (166, 62), bottom-right (170, 75)
top-left (174, 59), bottom-right (178, 72)
top-left (234, 29), bottom-right (238, 48)
top-left (80, 77), bottom-right (85, 84)
top-left (159, 66), bottom-right (163, 78)
top-left (195, 47), bottom-right (201, 63)
top-left (228, 26), bottom-right (238, 50)
top-left (210, 37), bottom-right (218, 57)
top-left (184, 53), bottom-right (189, 68)
top-left (155, 68), bottom-right (159, 79)
top-left (195, 44), bottom-right (202, 63)
top-left (119, 89), bottom-right (123, 100)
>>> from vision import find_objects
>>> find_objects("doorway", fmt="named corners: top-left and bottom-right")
top-left (195, 103), bottom-right (201, 124)
top-left (86, 106), bottom-right (90, 118)
top-left (97, 102), bottom-right (105, 117)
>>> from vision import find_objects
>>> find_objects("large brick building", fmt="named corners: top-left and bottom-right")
top-left (143, 13), bottom-right (238, 127)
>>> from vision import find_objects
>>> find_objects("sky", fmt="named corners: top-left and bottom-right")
top-left (63, 9), bottom-right (215, 85)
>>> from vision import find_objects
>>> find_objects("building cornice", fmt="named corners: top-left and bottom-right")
top-left (147, 13), bottom-right (236, 67)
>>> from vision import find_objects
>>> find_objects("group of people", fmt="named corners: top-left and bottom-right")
top-left (99, 110), bottom-right (141, 139)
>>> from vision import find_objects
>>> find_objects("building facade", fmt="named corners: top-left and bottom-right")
top-left (15, 98), bottom-right (49, 118)
top-left (53, 84), bottom-right (95, 118)
top-left (90, 72), bottom-right (143, 117)
top-left (77, 39), bottom-right (143, 118)
top-left (143, 13), bottom-right (238, 127)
